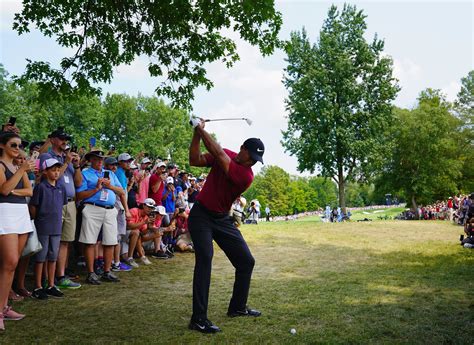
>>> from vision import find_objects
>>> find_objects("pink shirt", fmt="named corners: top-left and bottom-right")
top-left (196, 149), bottom-right (253, 213)
top-left (135, 171), bottom-right (150, 205)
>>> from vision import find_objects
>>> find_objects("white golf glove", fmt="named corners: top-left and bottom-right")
top-left (189, 115), bottom-right (200, 128)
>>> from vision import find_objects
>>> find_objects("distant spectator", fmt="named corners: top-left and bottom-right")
top-left (29, 158), bottom-right (68, 300)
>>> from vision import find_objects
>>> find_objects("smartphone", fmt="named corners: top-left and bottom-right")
top-left (8, 116), bottom-right (16, 126)
top-left (71, 145), bottom-right (78, 153)
top-left (104, 171), bottom-right (110, 179)
top-left (89, 137), bottom-right (96, 147)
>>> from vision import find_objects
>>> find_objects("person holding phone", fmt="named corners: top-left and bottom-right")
top-left (0, 131), bottom-right (35, 331)
top-left (76, 149), bottom-right (125, 285)
top-left (38, 128), bottom-right (83, 290)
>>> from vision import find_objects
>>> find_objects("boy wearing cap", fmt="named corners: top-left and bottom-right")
top-left (187, 118), bottom-right (264, 333)
top-left (162, 176), bottom-right (176, 219)
top-left (29, 158), bottom-right (68, 299)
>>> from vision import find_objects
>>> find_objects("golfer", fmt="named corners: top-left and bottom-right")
top-left (188, 117), bottom-right (264, 333)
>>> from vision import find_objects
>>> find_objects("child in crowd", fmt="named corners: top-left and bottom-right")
top-left (29, 158), bottom-right (68, 300)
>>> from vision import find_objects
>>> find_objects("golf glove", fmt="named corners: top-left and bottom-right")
top-left (189, 116), bottom-right (200, 128)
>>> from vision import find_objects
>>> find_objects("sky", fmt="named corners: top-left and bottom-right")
top-left (0, 0), bottom-right (472, 176)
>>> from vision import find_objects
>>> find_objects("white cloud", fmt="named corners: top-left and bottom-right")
top-left (392, 57), bottom-right (422, 83)
top-left (0, 0), bottom-right (22, 31)
top-left (441, 81), bottom-right (461, 102)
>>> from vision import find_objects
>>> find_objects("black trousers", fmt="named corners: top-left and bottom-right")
top-left (189, 202), bottom-right (255, 321)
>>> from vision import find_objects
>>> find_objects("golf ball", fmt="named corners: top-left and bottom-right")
top-left (290, 328), bottom-right (296, 335)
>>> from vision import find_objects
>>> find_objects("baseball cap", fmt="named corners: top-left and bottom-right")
top-left (49, 127), bottom-right (72, 140)
top-left (167, 163), bottom-right (176, 169)
top-left (154, 205), bottom-right (167, 216)
top-left (243, 138), bottom-right (265, 164)
top-left (166, 176), bottom-right (174, 184)
top-left (157, 161), bottom-right (166, 168)
top-left (41, 158), bottom-right (62, 171)
top-left (118, 153), bottom-right (133, 162)
top-left (141, 157), bottom-right (151, 164)
top-left (104, 157), bottom-right (118, 165)
top-left (143, 198), bottom-right (156, 208)
top-left (130, 162), bottom-right (138, 169)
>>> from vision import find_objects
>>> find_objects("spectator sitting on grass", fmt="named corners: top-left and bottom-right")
top-left (174, 207), bottom-right (194, 252)
top-left (29, 158), bottom-right (68, 300)
top-left (138, 205), bottom-right (175, 259)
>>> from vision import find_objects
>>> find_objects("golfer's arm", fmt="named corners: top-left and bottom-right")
top-left (196, 127), bottom-right (230, 173)
top-left (189, 130), bottom-right (208, 167)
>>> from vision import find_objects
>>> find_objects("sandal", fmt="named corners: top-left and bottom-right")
top-left (16, 288), bottom-right (32, 298)
top-left (8, 290), bottom-right (24, 302)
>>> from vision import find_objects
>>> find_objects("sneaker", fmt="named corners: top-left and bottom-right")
top-left (86, 272), bottom-right (102, 285)
top-left (32, 288), bottom-right (48, 300)
top-left (140, 256), bottom-right (152, 265)
top-left (2, 306), bottom-right (25, 321)
top-left (65, 268), bottom-right (80, 281)
top-left (126, 258), bottom-right (139, 268)
top-left (57, 277), bottom-right (81, 289)
top-left (227, 307), bottom-right (262, 318)
top-left (16, 288), bottom-right (32, 298)
top-left (166, 246), bottom-right (175, 258)
top-left (45, 286), bottom-right (64, 299)
top-left (95, 266), bottom-right (104, 276)
top-left (118, 262), bottom-right (132, 272)
top-left (188, 318), bottom-right (221, 333)
top-left (111, 263), bottom-right (121, 272)
top-left (102, 271), bottom-right (120, 283)
top-left (151, 251), bottom-right (169, 259)
top-left (76, 256), bottom-right (86, 267)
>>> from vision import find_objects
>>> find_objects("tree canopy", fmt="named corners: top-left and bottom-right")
top-left (377, 89), bottom-right (463, 211)
top-left (281, 4), bottom-right (399, 212)
top-left (12, 0), bottom-right (282, 108)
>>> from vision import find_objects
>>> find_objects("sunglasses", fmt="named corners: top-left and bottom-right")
top-left (9, 143), bottom-right (24, 149)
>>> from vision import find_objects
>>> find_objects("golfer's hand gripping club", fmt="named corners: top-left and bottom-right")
top-left (189, 115), bottom-right (202, 129)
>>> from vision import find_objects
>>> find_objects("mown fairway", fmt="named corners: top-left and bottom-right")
top-left (3, 217), bottom-right (473, 344)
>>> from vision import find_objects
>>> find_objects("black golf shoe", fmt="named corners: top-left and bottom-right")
top-left (227, 307), bottom-right (262, 318)
top-left (188, 318), bottom-right (221, 333)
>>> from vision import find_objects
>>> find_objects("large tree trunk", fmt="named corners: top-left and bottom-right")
top-left (338, 165), bottom-right (346, 214)
top-left (411, 195), bottom-right (419, 220)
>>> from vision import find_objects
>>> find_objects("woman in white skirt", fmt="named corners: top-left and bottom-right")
top-left (0, 131), bottom-right (35, 331)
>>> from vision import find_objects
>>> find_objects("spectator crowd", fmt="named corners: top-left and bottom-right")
top-left (0, 121), bottom-right (205, 331)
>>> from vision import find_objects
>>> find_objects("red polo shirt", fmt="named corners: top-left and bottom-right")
top-left (196, 149), bottom-right (253, 213)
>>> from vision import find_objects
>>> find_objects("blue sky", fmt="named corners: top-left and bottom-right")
top-left (1, 0), bottom-right (472, 175)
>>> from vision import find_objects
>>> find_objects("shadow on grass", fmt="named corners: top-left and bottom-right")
top-left (2, 234), bottom-right (473, 344)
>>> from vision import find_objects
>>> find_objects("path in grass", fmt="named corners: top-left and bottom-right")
top-left (3, 219), bottom-right (472, 344)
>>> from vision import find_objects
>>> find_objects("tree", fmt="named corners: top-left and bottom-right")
top-left (379, 90), bottom-right (463, 212)
top-left (454, 70), bottom-right (474, 192)
top-left (12, 1), bottom-right (282, 108)
top-left (282, 4), bottom-right (399, 213)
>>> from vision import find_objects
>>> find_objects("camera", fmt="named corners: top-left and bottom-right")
top-left (178, 207), bottom-right (185, 213)
top-left (71, 145), bottom-right (78, 153)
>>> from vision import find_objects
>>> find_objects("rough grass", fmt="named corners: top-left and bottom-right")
top-left (3, 219), bottom-right (473, 344)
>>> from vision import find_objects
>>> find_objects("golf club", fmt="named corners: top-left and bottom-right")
top-left (204, 117), bottom-right (253, 126)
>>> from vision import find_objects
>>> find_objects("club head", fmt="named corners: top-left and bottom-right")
top-left (244, 118), bottom-right (252, 126)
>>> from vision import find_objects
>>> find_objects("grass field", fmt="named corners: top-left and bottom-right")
top-left (3, 216), bottom-right (473, 344)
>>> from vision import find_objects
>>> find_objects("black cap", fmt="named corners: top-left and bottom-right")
top-left (29, 141), bottom-right (45, 151)
top-left (49, 127), bottom-right (71, 140)
top-left (243, 138), bottom-right (265, 164)
top-left (167, 163), bottom-right (176, 169)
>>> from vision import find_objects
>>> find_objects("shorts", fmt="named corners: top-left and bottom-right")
top-left (116, 207), bottom-right (126, 236)
top-left (177, 232), bottom-right (192, 246)
top-left (0, 203), bottom-right (33, 235)
top-left (61, 201), bottom-right (77, 242)
top-left (34, 234), bottom-right (61, 262)
top-left (79, 204), bottom-right (118, 246)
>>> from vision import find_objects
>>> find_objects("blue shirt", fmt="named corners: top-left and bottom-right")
top-left (115, 167), bottom-right (128, 190)
top-left (39, 151), bottom-right (76, 199)
top-left (30, 180), bottom-right (68, 235)
top-left (162, 187), bottom-right (176, 213)
top-left (76, 168), bottom-right (122, 206)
